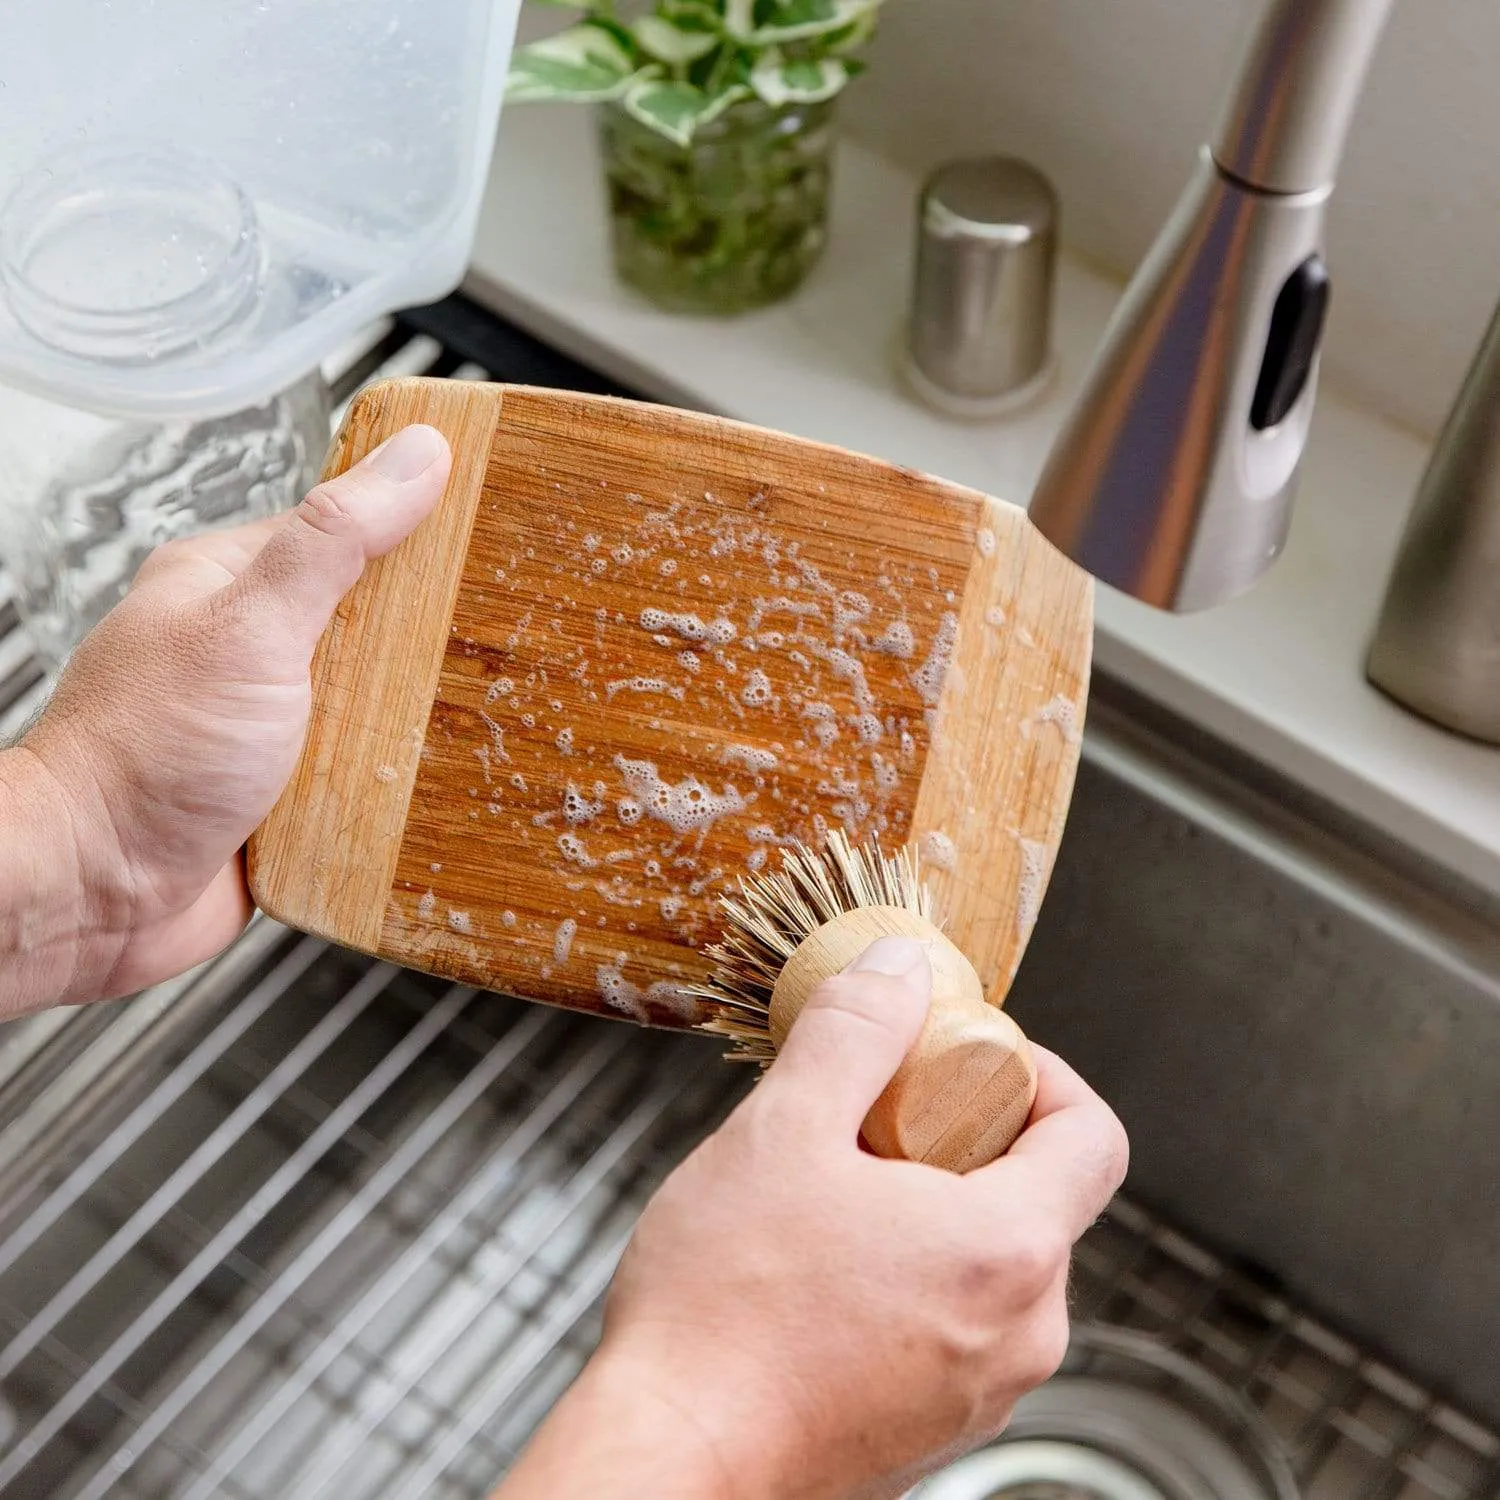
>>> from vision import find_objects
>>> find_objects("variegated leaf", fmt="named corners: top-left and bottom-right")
top-left (749, 53), bottom-right (849, 106)
top-left (622, 78), bottom-right (751, 147)
top-left (506, 24), bottom-right (641, 102)
top-left (632, 13), bottom-right (721, 64)
top-left (749, 0), bottom-right (879, 45)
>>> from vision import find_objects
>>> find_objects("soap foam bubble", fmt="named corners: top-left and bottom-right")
top-left (614, 755), bottom-right (748, 835)
top-left (911, 612), bottom-right (960, 706)
top-left (558, 833), bottom-right (597, 867)
top-left (1034, 694), bottom-right (1081, 744)
top-left (920, 830), bottom-right (958, 872)
top-left (871, 620), bottom-right (916, 659)
top-left (1016, 836), bottom-right (1049, 935)
top-left (639, 608), bottom-right (737, 646)
top-left (741, 668), bottom-right (773, 707)
top-left (722, 744), bottom-right (779, 772)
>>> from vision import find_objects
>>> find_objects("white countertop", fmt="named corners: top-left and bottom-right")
top-left (466, 106), bottom-right (1500, 896)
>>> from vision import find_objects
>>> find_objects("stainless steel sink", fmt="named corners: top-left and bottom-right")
top-left (1, 305), bottom-right (1497, 1500)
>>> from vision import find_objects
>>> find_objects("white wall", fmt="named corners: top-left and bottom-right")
top-left (842, 0), bottom-right (1500, 440)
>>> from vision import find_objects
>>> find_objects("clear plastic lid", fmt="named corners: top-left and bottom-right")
top-left (0, 0), bottom-right (521, 418)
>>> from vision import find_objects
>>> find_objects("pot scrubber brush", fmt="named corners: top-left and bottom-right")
top-left (698, 830), bottom-right (1037, 1173)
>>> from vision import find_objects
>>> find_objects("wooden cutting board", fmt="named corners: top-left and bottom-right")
top-left (248, 378), bottom-right (1093, 1029)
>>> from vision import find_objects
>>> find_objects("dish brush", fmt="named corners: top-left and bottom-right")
top-left (696, 831), bottom-right (1038, 1173)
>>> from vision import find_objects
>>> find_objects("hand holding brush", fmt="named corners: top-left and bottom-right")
top-left (698, 831), bottom-right (1038, 1173)
top-left (497, 937), bottom-right (1129, 1500)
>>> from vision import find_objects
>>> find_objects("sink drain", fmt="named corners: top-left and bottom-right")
top-left (909, 1325), bottom-right (1298, 1500)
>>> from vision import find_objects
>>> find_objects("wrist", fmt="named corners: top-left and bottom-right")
top-left (0, 741), bottom-right (130, 1015)
top-left (499, 1338), bottom-right (799, 1500)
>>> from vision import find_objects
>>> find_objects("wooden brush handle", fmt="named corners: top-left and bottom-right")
top-left (767, 907), bottom-right (1038, 1174)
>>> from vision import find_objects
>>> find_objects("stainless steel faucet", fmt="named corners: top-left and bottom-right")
top-left (1028, 0), bottom-right (1395, 613)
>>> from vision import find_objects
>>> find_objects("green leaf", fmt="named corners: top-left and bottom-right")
top-left (506, 23), bottom-right (640, 102)
top-left (659, 0), bottom-right (721, 30)
top-left (632, 14), bottom-right (720, 64)
top-left (621, 77), bottom-right (750, 147)
top-left (749, 52), bottom-right (849, 105)
top-left (748, 0), bottom-right (879, 45)
top-left (722, 0), bottom-right (757, 42)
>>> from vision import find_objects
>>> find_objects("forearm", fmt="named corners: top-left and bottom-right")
top-left (493, 1346), bottom-right (782, 1500)
top-left (0, 744), bottom-right (117, 1018)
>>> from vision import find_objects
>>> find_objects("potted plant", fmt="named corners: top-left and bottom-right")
top-left (507, 0), bottom-right (884, 315)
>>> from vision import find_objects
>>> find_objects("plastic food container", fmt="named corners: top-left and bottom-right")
top-left (0, 0), bottom-right (521, 419)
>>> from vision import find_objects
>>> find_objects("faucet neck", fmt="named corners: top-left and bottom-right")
top-left (1211, 0), bottom-right (1395, 196)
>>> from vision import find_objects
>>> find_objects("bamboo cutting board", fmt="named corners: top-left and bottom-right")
top-left (248, 378), bottom-right (1093, 1029)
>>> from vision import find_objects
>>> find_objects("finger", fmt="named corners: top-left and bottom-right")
top-left (971, 1047), bottom-right (1128, 1239)
top-left (761, 936), bottom-right (932, 1134)
top-left (224, 423), bottom-right (451, 655)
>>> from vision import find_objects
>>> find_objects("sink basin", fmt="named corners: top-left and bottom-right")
top-left (1, 296), bottom-right (1496, 1500)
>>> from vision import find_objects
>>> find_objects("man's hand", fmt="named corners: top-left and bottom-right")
top-left (0, 423), bottom-right (451, 1017)
top-left (498, 936), bottom-right (1129, 1500)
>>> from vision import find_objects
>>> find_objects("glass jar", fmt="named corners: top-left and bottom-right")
top-left (0, 141), bottom-right (332, 668)
top-left (0, 371), bottom-right (330, 667)
top-left (599, 97), bottom-right (835, 315)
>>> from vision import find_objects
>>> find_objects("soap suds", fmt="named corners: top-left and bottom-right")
top-left (741, 668), bottom-right (773, 706)
top-left (562, 782), bottom-right (607, 824)
top-left (1017, 837), bottom-right (1049, 935)
top-left (479, 711), bottom-right (512, 764)
top-left (920, 831), bottom-right (958, 872)
top-left (614, 755), bottom-right (748, 835)
top-left (722, 744), bottom-right (779, 772)
top-left (558, 833), bottom-right (597, 867)
top-left (553, 918), bottom-right (578, 964)
top-left (639, 608), bottom-right (736, 646)
top-left (871, 620), bottom-right (915, 658)
top-left (447, 909), bottom-right (472, 934)
top-left (910, 611), bottom-right (959, 706)
top-left (1034, 694), bottom-right (1081, 744)
top-left (596, 960), bottom-right (648, 1022)
top-left (976, 527), bottom-right (996, 558)
top-left (607, 676), bottom-right (685, 701)
top-left (594, 959), bottom-right (699, 1022)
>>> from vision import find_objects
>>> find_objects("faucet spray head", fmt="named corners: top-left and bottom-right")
top-left (1028, 0), bottom-right (1393, 612)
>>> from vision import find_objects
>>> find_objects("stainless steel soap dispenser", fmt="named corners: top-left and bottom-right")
top-left (1367, 298), bottom-right (1500, 744)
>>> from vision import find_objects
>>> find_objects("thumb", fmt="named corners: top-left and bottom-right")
top-left (763, 936), bottom-right (932, 1137)
top-left (227, 423), bottom-right (452, 655)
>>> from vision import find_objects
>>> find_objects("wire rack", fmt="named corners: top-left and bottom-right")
top-left (1072, 1201), bottom-right (1500, 1500)
top-left (1, 304), bottom-right (1497, 1500)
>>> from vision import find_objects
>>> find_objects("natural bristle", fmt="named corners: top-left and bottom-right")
top-left (693, 830), bottom-right (937, 1063)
